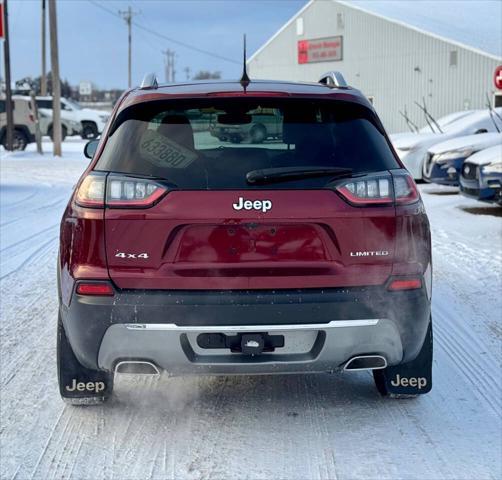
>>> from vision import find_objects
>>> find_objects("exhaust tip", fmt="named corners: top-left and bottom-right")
top-left (115, 361), bottom-right (161, 375)
top-left (343, 355), bottom-right (387, 371)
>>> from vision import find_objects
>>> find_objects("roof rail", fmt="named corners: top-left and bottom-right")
top-left (319, 71), bottom-right (348, 89)
top-left (140, 73), bottom-right (159, 90)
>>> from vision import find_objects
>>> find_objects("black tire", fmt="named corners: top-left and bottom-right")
top-left (57, 313), bottom-right (113, 405)
top-left (373, 319), bottom-right (433, 397)
top-left (250, 124), bottom-right (267, 144)
top-left (2, 129), bottom-right (29, 151)
top-left (81, 122), bottom-right (98, 140)
top-left (48, 125), bottom-right (67, 142)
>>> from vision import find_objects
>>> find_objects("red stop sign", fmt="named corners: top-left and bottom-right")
top-left (494, 65), bottom-right (502, 90)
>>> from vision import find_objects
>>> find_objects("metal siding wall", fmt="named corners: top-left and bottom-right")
top-left (248, 0), bottom-right (501, 133)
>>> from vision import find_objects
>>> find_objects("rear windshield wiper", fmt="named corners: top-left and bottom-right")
top-left (246, 166), bottom-right (353, 185)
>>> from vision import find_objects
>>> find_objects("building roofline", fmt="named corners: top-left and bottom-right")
top-left (248, 0), bottom-right (501, 64)
top-left (335, 0), bottom-right (502, 61)
top-left (248, 0), bottom-right (315, 63)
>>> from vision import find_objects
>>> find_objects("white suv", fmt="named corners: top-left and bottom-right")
top-left (38, 108), bottom-right (82, 140)
top-left (36, 97), bottom-right (110, 139)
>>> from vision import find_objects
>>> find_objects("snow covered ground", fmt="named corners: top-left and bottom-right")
top-left (1, 139), bottom-right (501, 480)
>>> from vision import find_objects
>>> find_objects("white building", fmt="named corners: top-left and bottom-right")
top-left (248, 0), bottom-right (502, 132)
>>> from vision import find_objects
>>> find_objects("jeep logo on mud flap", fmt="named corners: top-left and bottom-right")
top-left (233, 197), bottom-right (272, 213)
top-left (65, 379), bottom-right (106, 393)
top-left (390, 374), bottom-right (427, 389)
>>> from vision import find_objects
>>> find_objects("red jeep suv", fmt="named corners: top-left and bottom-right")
top-left (57, 72), bottom-right (432, 404)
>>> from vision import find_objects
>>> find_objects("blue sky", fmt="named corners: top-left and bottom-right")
top-left (5, 0), bottom-right (306, 89)
top-left (4, 0), bottom-right (501, 91)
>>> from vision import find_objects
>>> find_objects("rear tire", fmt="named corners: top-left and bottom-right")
top-left (57, 313), bottom-right (113, 405)
top-left (48, 125), bottom-right (67, 142)
top-left (374, 318), bottom-right (433, 397)
top-left (81, 122), bottom-right (98, 139)
top-left (250, 124), bottom-right (266, 144)
top-left (2, 129), bottom-right (28, 151)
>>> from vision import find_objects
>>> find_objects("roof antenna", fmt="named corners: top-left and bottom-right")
top-left (240, 34), bottom-right (250, 90)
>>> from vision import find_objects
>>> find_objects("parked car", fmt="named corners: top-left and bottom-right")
top-left (423, 133), bottom-right (502, 185)
top-left (209, 107), bottom-right (282, 143)
top-left (390, 110), bottom-right (476, 144)
top-left (36, 97), bottom-right (110, 139)
top-left (459, 145), bottom-right (502, 204)
top-left (0, 96), bottom-right (36, 150)
top-left (38, 108), bottom-right (83, 140)
top-left (391, 108), bottom-right (502, 180)
top-left (57, 72), bottom-right (433, 405)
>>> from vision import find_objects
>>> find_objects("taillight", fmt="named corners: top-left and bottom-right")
top-left (388, 278), bottom-right (422, 291)
top-left (75, 173), bottom-right (106, 207)
top-left (335, 172), bottom-right (419, 207)
top-left (393, 174), bottom-right (420, 205)
top-left (76, 282), bottom-right (114, 296)
top-left (106, 175), bottom-right (167, 207)
top-left (75, 173), bottom-right (168, 208)
top-left (337, 177), bottom-right (393, 205)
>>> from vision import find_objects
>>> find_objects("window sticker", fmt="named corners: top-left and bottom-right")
top-left (139, 129), bottom-right (198, 169)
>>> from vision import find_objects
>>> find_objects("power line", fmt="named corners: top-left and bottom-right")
top-left (133, 22), bottom-right (239, 65)
top-left (87, 0), bottom-right (239, 65)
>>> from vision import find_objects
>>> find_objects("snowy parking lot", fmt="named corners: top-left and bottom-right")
top-left (1, 139), bottom-right (501, 480)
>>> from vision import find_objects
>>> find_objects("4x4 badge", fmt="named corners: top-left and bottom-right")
top-left (115, 252), bottom-right (149, 259)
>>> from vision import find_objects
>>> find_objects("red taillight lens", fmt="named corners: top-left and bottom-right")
top-left (388, 278), bottom-right (422, 291)
top-left (393, 174), bottom-right (420, 205)
top-left (29, 113), bottom-right (35, 123)
top-left (76, 282), bottom-right (114, 296)
top-left (337, 177), bottom-right (393, 205)
top-left (335, 172), bottom-right (419, 207)
top-left (75, 173), bottom-right (106, 207)
top-left (75, 174), bottom-right (168, 209)
top-left (106, 175), bottom-right (167, 207)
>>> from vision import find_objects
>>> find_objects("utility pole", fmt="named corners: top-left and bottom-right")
top-left (171, 51), bottom-right (176, 82)
top-left (2, 0), bottom-right (14, 151)
top-left (48, 0), bottom-right (62, 156)
top-left (30, 91), bottom-right (43, 154)
top-left (119, 6), bottom-right (140, 88)
top-left (41, 0), bottom-right (47, 95)
top-left (162, 49), bottom-right (176, 82)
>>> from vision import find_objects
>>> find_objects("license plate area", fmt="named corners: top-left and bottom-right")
top-left (197, 332), bottom-right (284, 354)
top-left (176, 224), bottom-right (329, 262)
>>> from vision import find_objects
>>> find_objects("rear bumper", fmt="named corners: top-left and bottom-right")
top-left (61, 284), bottom-right (431, 374)
top-left (98, 320), bottom-right (401, 374)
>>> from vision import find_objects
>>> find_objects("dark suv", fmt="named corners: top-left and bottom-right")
top-left (58, 72), bottom-right (433, 405)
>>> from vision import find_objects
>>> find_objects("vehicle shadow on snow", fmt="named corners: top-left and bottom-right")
top-left (421, 188), bottom-right (459, 196)
top-left (458, 206), bottom-right (502, 217)
top-left (104, 372), bottom-right (408, 415)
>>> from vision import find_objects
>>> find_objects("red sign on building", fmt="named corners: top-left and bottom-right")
top-left (494, 65), bottom-right (502, 90)
top-left (0, 3), bottom-right (4, 40)
top-left (298, 36), bottom-right (343, 64)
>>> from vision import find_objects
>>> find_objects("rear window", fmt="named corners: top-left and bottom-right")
top-left (96, 99), bottom-right (399, 189)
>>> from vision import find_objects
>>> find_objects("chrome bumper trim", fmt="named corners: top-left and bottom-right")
top-left (124, 319), bottom-right (380, 332)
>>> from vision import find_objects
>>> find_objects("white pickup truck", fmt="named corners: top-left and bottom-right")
top-left (36, 97), bottom-right (110, 139)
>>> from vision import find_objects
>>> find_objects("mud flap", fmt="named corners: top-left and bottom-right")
top-left (57, 313), bottom-right (113, 404)
top-left (373, 320), bottom-right (433, 396)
